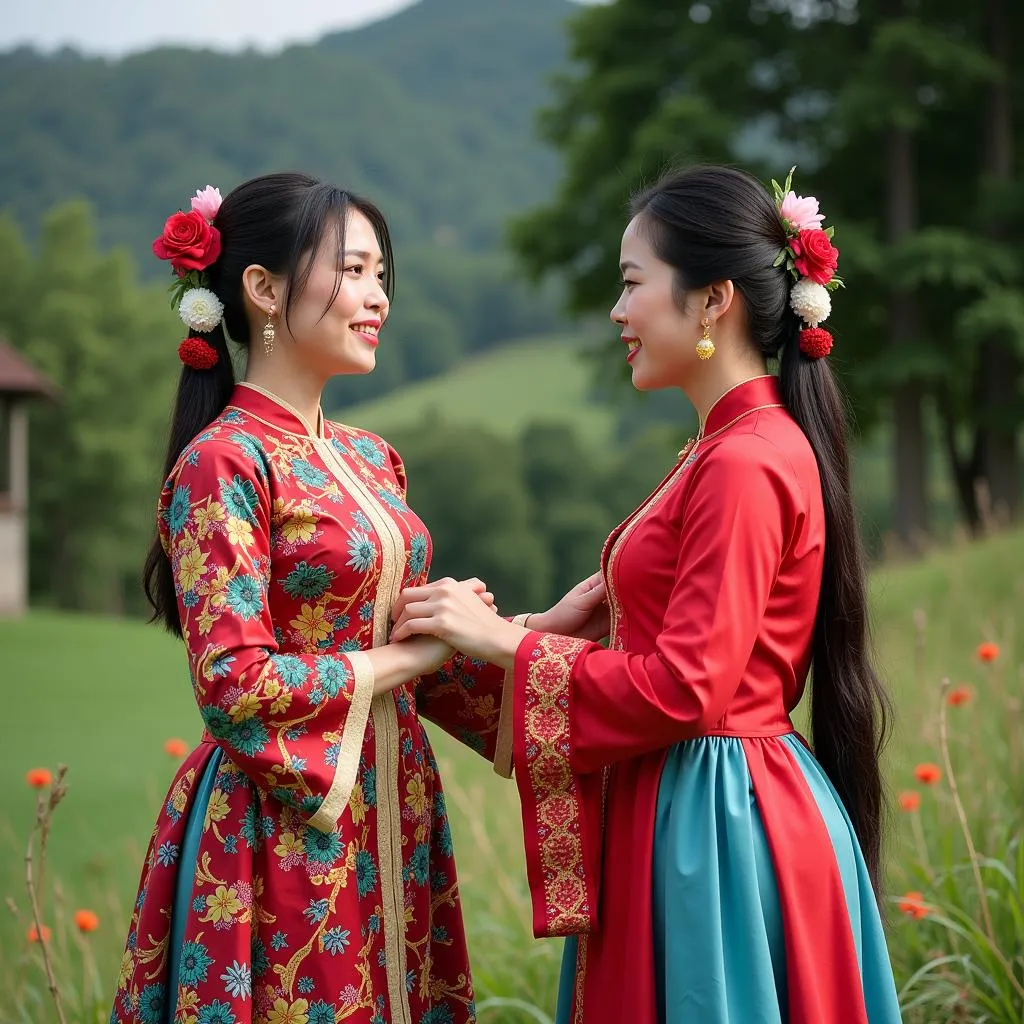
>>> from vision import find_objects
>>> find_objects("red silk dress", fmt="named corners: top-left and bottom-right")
top-left (113, 383), bottom-right (507, 1024)
top-left (500, 375), bottom-right (902, 1023)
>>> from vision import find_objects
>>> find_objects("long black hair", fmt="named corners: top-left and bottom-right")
top-left (631, 165), bottom-right (891, 893)
top-left (143, 172), bottom-right (394, 636)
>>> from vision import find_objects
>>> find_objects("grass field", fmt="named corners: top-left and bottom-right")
top-left (2, 530), bottom-right (1022, 1022)
top-left (337, 333), bottom-right (618, 445)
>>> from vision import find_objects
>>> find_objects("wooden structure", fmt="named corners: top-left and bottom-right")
top-left (0, 341), bottom-right (57, 616)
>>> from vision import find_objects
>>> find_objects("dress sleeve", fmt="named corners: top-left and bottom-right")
top-left (510, 436), bottom-right (795, 936)
top-left (162, 439), bottom-right (375, 833)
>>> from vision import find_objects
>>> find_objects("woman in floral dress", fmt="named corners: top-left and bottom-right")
top-left (112, 173), bottom-right (523, 1024)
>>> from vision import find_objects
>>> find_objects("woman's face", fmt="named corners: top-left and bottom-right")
top-left (609, 215), bottom-right (701, 391)
top-left (280, 208), bottom-right (389, 380)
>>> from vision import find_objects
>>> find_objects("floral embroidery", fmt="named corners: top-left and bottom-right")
top-left (292, 457), bottom-right (330, 488)
top-left (408, 533), bottom-right (428, 577)
top-left (167, 483), bottom-right (192, 535)
top-left (351, 435), bottom-right (386, 468)
top-left (283, 561), bottom-right (334, 600)
top-left (518, 633), bottom-right (594, 937)
top-left (346, 528), bottom-right (378, 573)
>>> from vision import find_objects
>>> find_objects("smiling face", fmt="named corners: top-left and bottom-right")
top-left (279, 208), bottom-right (390, 380)
top-left (609, 215), bottom-right (705, 391)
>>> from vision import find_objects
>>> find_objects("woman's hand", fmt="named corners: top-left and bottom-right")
top-left (369, 633), bottom-right (455, 697)
top-left (391, 578), bottom-right (526, 669)
top-left (400, 634), bottom-right (455, 677)
top-left (528, 571), bottom-right (610, 641)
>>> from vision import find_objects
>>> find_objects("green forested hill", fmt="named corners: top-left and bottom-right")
top-left (0, 0), bottom-right (573, 255)
top-left (0, 0), bottom-right (579, 402)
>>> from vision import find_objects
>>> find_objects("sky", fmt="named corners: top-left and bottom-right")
top-left (0, 0), bottom-right (424, 56)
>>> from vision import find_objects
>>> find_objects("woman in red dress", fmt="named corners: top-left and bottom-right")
top-left (392, 165), bottom-right (904, 1023)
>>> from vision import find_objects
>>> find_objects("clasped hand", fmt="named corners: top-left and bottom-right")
top-left (391, 577), bottom-right (524, 668)
top-left (391, 570), bottom-right (610, 670)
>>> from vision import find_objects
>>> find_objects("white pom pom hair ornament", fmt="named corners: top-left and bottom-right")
top-left (178, 287), bottom-right (225, 334)
top-left (789, 280), bottom-right (832, 329)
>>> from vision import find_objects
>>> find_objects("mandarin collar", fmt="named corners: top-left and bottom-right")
top-left (701, 375), bottom-right (782, 437)
top-left (228, 382), bottom-right (325, 438)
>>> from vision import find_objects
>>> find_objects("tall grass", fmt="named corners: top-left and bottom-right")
top-left (3, 530), bottom-right (1022, 1022)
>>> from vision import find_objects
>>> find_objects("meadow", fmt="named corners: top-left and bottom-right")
top-left (339, 334), bottom-right (617, 446)
top-left (2, 529), bottom-right (1022, 1023)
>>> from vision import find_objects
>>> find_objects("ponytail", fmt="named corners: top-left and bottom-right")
top-left (778, 326), bottom-right (892, 894)
top-left (143, 325), bottom-right (233, 636)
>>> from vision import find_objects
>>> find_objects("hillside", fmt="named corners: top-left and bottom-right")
top-left (0, 0), bottom-right (575, 257)
top-left (0, 0), bottom-right (583, 406)
top-left (338, 333), bottom-right (618, 444)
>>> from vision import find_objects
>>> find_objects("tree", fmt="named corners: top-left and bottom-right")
top-left (391, 416), bottom-right (554, 612)
top-left (0, 203), bottom-right (180, 612)
top-left (510, 0), bottom-right (1024, 538)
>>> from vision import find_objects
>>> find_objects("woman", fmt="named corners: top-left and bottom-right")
top-left (391, 166), bottom-right (904, 1023)
top-left (113, 172), bottom-right (537, 1024)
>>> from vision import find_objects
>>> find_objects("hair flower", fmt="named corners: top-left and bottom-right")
top-left (798, 328), bottom-right (834, 360)
top-left (789, 280), bottom-right (832, 328)
top-left (154, 185), bottom-right (227, 368)
top-left (178, 336), bottom-right (220, 370)
top-left (190, 185), bottom-right (223, 223)
top-left (178, 288), bottom-right (224, 333)
top-left (153, 210), bottom-right (221, 273)
top-left (771, 167), bottom-right (842, 360)
top-left (779, 191), bottom-right (824, 232)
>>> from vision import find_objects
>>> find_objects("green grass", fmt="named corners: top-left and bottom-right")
top-left (2, 530), bottom-right (1022, 1021)
top-left (337, 333), bottom-right (617, 445)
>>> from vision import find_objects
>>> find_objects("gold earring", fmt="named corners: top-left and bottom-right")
top-left (696, 317), bottom-right (715, 360)
top-left (263, 305), bottom-right (276, 356)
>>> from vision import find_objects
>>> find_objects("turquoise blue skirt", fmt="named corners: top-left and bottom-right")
top-left (556, 735), bottom-right (902, 1023)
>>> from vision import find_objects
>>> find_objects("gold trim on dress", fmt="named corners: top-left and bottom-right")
top-left (521, 632), bottom-right (593, 936)
top-left (493, 612), bottom-right (531, 779)
top-left (236, 381), bottom-right (326, 438)
top-left (314, 435), bottom-right (413, 1024)
top-left (307, 651), bottom-right (376, 832)
top-left (573, 935), bottom-right (589, 1024)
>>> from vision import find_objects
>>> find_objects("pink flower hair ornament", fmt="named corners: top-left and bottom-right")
top-left (153, 185), bottom-right (226, 369)
top-left (770, 168), bottom-right (843, 360)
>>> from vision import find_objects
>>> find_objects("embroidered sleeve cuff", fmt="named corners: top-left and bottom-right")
top-left (493, 613), bottom-right (533, 778)
top-left (513, 631), bottom-right (599, 937)
top-left (307, 651), bottom-right (375, 831)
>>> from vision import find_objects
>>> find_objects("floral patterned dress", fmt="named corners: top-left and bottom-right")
top-left (112, 383), bottom-right (505, 1024)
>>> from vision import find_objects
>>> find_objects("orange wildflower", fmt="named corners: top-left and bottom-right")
top-left (27, 924), bottom-right (51, 943)
top-left (25, 768), bottom-right (52, 789)
top-left (164, 738), bottom-right (189, 759)
top-left (898, 891), bottom-right (929, 919)
top-left (74, 909), bottom-right (100, 933)
top-left (976, 642), bottom-right (1000, 663)
top-left (898, 790), bottom-right (921, 812)
top-left (914, 763), bottom-right (941, 785)
top-left (946, 686), bottom-right (973, 707)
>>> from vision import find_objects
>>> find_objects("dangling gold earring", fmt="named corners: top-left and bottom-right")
top-left (263, 305), bottom-right (276, 356)
top-left (696, 317), bottom-right (715, 360)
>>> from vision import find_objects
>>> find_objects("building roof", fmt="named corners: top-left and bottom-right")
top-left (0, 340), bottom-right (58, 399)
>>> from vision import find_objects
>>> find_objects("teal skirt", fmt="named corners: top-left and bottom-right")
top-left (556, 735), bottom-right (902, 1023)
